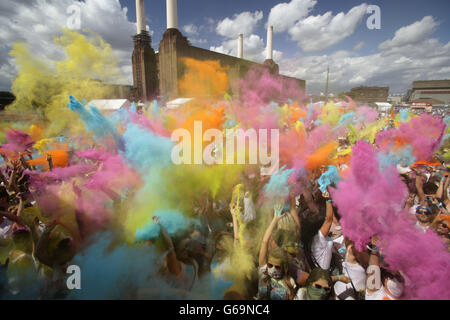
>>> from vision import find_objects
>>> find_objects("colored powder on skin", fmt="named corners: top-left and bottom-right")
top-left (135, 210), bottom-right (199, 242)
top-left (318, 165), bottom-right (341, 193)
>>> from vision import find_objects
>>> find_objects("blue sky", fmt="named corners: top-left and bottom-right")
top-left (120, 0), bottom-right (450, 58)
top-left (0, 0), bottom-right (449, 94)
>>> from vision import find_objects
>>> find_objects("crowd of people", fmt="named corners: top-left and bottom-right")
top-left (1, 94), bottom-right (449, 300)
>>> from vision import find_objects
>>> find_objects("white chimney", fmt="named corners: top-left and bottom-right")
top-left (266, 25), bottom-right (273, 60)
top-left (136, 0), bottom-right (146, 34)
top-left (237, 34), bottom-right (243, 59)
top-left (167, 0), bottom-right (178, 29)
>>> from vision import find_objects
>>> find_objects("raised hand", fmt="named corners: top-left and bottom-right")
top-left (274, 202), bottom-right (284, 218)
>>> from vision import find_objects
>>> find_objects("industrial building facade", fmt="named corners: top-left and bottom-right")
top-left (346, 86), bottom-right (390, 104)
top-left (408, 80), bottom-right (450, 105)
top-left (130, 0), bottom-right (305, 103)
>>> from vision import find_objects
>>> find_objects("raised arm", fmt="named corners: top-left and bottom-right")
top-left (443, 174), bottom-right (450, 202)
top-left (153, 216), bottom-right (182, 276)
top-left (289, 192), bottom-right (301, 229)
top-left (35, 222), bottom-right (57, 267)
top-left (320, 191), bottom-right (334, 237)
top-left (258, 204), bottom-right (283, 267)
top-left (366, 236), bottom-right (381, 294)
top-left (415, 173), bottom-right (426, 204)
top-left (435, 175), bottom-right (445, 200)
top-left (229, 203), bottom-right (240, 246)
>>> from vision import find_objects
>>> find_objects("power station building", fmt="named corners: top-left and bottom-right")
top-left (130, 0), bottom-right (306, 102)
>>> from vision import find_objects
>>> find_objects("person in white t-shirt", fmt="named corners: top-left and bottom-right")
top-left (365, 239), bottom-right (404, 300)
top-left (309, 191), bottom-right (335, 270)
top-left (334, 238), bottom-right (367, 300)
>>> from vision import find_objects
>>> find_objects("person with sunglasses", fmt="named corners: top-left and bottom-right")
top-left (294, 268), bottom-right (333, 300)
top-left (256, 203), bottom-right (297, 300)
top-left (414, 205), bottom-right (434, 233)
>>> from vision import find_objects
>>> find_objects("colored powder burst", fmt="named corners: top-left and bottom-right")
top-left (27, 148), bottom-right (69, 170)
top-left (239, 67), bottom-right (305, 108)
top-left (355, 106), bottom-right (378, 124)
top-left (331, 141), bottom-right (407, 250)
top-left (68, 96), bottom-right (124, 151)
top-left (121, 123), bottom-right (173, 172)
top-left (178, 58), bottom-right (229, 98)
top-left (0, 129), bottom-right (34, 155)
top-left (305, 141), bottom-right (338, 171)
top-left (67, 232), bottom-right (160, 299)
top-left (9, 29), bottom-right (122, 137)
top-left (399, 109), bottom-right (409, 122)
top-left (337, 111), bottom-right (355, 127)
top-left (135, 210), bottom-right (199, 242)
top-left (378, 145), bottom-right (416, 169)
top-left (263, 166), bottom-right (295, 202)
top-left (332, 141), bottom-right (450, 300)
top-left (376, 114), bottom-right (446, 161)
top-left (318, 165), bottom-right (341, 193)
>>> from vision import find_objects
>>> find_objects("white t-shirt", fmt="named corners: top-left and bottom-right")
top-left (365, 285), bottom-right (397, 300)
top-left (365, 285), bottom-right (388, 300)
top-left (311, 230), bottom-right (333, 270)
top-left (334, 251), bottom-right (366, 299)
top-left (294, 287), bottom-right (307, 300)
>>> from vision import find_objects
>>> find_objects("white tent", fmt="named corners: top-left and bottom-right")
top-left (375, 102), bottom-right (392, 112)
top-left (87, 99), bottom-right (131, 112)
top-left (166, 98), bottom-right (194, 109)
